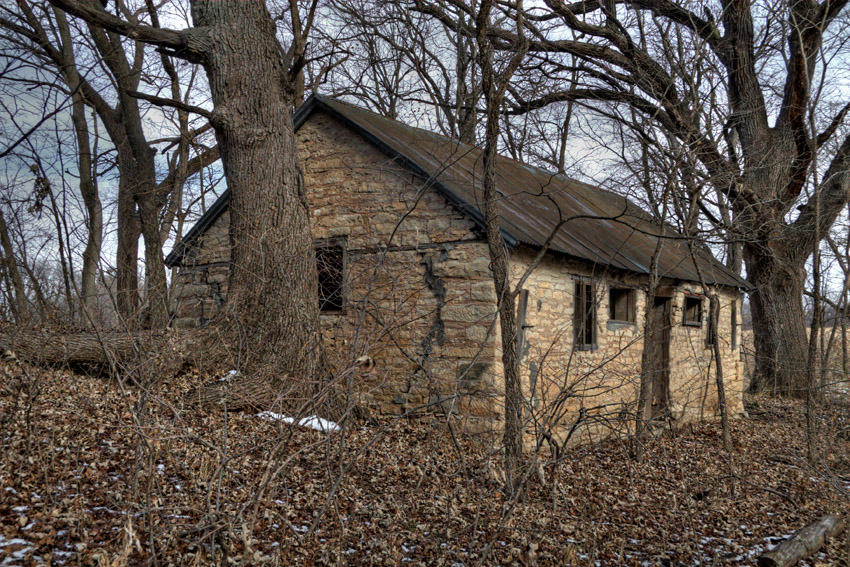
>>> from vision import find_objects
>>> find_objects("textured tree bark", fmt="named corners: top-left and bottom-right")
top-left (745, 241), bottom-right (809, 396)
top-left (0, 328), bottom-right (149, 366)
top-left (71, 95), bottom-right (103, 320)
top-left (757, 514), bottom-right (846, 567)
top-left (115, 181), bottom-right (140, 322)
top-left (709, 293), bottom-right (731, 451)
top-left (475, 0), bottom-right (528, 490)
top-left (0, 210), bottom-right (27, 323)
top-left (44, 0), bottom-right (322, 408)
top-left (189, 0), bottom-right (320, 387)
top-left (55, 8), bottom-right (102, 321)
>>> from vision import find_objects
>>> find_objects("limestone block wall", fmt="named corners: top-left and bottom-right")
top-left (503, 246), bottom-right (744, 445)
top-left (170, 209), bottom-right (232, 329)
top-left (668, 283), bottom-right (745, 421)
top-left (170, 107), bottom-right (744, 438)
top-left (171, 110), bottom-right (501, 426)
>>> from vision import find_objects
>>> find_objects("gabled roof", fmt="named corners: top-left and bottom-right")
top-left (166, 94), bottom-right (747, 289)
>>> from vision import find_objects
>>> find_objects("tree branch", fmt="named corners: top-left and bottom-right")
top-left (793, 131), bottom-right (850, 250)
top-left (817, 100), bottom-right (850, 149)
top-left (46, 0), bottom-right (191, 53)
top-left (126, 90), bottom-right (212, 119)
top-left (156, 145), bottom-right (220, 192)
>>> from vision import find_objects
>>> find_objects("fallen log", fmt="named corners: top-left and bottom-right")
top-left (0, 328), bottom-right (162, 367)
top-left (757, 514), bottom-right (846, 567)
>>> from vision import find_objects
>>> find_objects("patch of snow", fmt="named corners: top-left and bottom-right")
top-left (257, 412), bottom-right (340, 433)
top-left (220, 369), bottom-right (239, 382)
top-left (4, 487), bottom-right (17, 495)
top-left (11, 506), bottom-right (28, 513)
top-left (156, 464), bottom-right (165, 474)
top-left (0, 535), bottom-right (35, 567)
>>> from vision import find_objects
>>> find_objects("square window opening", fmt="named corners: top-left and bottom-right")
top-left (609, 287), bottom-right (636, 323)
top-left (316, 242), bottom-right (345, 313)
top-left (683, 295), bottom-right (703, 327)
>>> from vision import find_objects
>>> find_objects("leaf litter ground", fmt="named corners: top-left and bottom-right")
top-left (2, 365), bottom-right (850, 566)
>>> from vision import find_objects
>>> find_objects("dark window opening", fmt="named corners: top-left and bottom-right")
top-left (731, 300), bottom-right (738, 350)
top-left (705, 300), bottom-right (716, 347)
top-left (609, 287), bottom-right (636, 323)
top-left (316, 242), bottom-right (345, 312)
top-left (683, 295), bottom-right (703, 327)
top-left (574, 280), bottom-right (597, 350)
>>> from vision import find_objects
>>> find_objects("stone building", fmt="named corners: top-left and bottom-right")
top-left (166, 94), bottom-right (748, 443)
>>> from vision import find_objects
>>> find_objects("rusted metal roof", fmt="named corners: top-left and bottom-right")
top-left (167, 94), bottom-right (747, 289)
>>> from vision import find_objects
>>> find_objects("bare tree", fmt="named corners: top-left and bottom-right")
top-left (48, 0), bottom-right (324, 398)
top-left (474, 0), bottom-right (530, 490)
top-left (415, 0), bottom-right (850, 397)
top-left (0, 0), bottom-right (218, 327)
top-left (324, 0), bottom-right (481, 142)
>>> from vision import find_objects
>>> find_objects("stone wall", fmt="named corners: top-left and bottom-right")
top-left (171, 210), bottom-right (231, 329)
top-left (172, 110), bottom-right (501, 431)
top-left (171, 108), bottom-right (745, 441)
top-left (503, 246), bottom-right (744, 446)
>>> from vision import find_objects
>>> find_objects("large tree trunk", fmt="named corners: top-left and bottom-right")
top-left (745, 241), bottom-right (809, 396)
top-left (113, 150), bottom-right (168, 330)
top-left (43, 0), bottom-right (322, 407)
top-left (757, 514), bottom-right (846, 567)
top-left (190, 0), bottom-right (320, 383)
top-left (0, 328), bottom-right (149, 366)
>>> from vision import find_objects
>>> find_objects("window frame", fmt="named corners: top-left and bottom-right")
top-left (574, 277), bottom-right (598, 351)
top-left (682, 294), bottom-right (704, 328)
top-left (608, 286), bottom-right (637, 324)
top-left (315, 237), bottom-right (347, 314)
